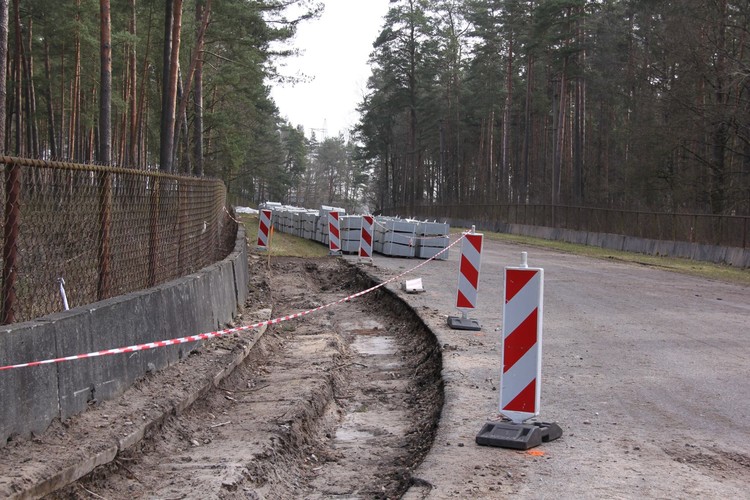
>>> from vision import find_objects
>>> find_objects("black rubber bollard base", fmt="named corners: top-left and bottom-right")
top-left (447, 316), bottom-right (481, 331)
top-left (475, 421), bottom-right (563, 450)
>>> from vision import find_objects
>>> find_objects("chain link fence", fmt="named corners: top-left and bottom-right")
top-left (386, 204), bottom-right (749, 250)
top-left (1, 157), bottom-right (238, 325)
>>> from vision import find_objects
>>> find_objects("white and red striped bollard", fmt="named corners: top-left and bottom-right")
top-left (447, 229), bottom-right (483, 330)
top-left (476, 252), bottom-right (561, 449)
top-left (257, 209), bottom-right (272, 250)
top-left (500, 252), bottom-right (543, 422)
top-left (359, 215), bottom-right (374, 262)
top-left (328, 210), bottom-right (342, 255)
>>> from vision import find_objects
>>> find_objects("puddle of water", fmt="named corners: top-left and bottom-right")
top-left (338, 319), bottom-right (385, 332)
top-left (335, 427), bottom-right (376, 442)
top-left (351, 336), bottom-right (396, 356)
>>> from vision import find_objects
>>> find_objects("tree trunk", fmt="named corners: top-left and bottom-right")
top-left (503, 33), bottom-right (513, 203)
top-left (0, 0), bottom-right (7, 154)
top-left (192, 0), bottom-right (208, 176)
top-left (12, 0), bottom-right (21, 155)
top-left (99, 0), bottom-right (112, 164)
top-left (552, 61), bottom-right (567, 205)
top-left (522, 53), bottom-right (533, 203)
top-left (173, 64), bottom-right (190, 173)
top-left (59, 45), bottom-right (65, 158)
top-left (165, 0), bottom-right (183, 172)
top-left (135, 5), bottom-right (153, 168)
top-left (709, 0), bottom-right (728, 215)
top-left (127, 0), bottom-right (137, 166)
top-left (69, 1), bottom-right (81, 161)
top-left (572, 76), bottom-right (584, 204)
top-left (43, 39), bottom-right (57, 158)
top-left (159, 0), bottom-right (174, 171)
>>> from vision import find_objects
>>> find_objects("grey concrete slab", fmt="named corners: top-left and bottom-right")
top-left (0, 321), bottom-right (59, 443)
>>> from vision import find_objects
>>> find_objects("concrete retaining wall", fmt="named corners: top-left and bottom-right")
top-left (448, 218), bottom-right (750, 268)
top-left (0, 226), bottom-right (249, 445)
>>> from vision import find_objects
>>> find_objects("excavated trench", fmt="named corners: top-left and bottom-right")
top-left (48, 258), bottom-right (443, 499)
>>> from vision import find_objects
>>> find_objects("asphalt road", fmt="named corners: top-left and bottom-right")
top-left (353, 235), bottom-right (750, 498)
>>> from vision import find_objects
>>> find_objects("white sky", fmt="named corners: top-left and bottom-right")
top-left (270, 0), bottom-right (393, 139)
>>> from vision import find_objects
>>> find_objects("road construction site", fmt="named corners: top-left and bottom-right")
top-left (1, 232), bottom-right (749, 499)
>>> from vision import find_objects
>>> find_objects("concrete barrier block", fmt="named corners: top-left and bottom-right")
top-left (622, 236), bottom-right (655, 255)
top-left (586, 232), bottom-right (604, 247)
top-left (231, 239), bottom-right (249, 308)
top-left (52, 306), bottom-right (129, 420)
top-left (575, 230), bottom-right (588, 245)
top-left (673, 241), bottom-right (694, 260)
top-left (0, 321), bottom-right (59, 444)
top-left (654, 240), bottom-right (675, 257)
top-left (158, 274), bottom-right (207, 362)
top-left (691, 243), bottom-right (724, 264)
top-left (724, 247), bottom-right (750, 268)
top-left (603, 233), bottom-right (625, 251)
top-left (235, 226), bottom-right (250, 305)
top-left (564, 229), bottom-right (587, 245)
top-left (210, 260), bottom-right (237, 327)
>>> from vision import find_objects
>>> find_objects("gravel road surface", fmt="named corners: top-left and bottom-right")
top-left (357, 235), bottom-right (750, 498)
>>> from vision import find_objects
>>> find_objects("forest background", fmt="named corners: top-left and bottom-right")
top-left (1, 0), bottom-right (748, 218)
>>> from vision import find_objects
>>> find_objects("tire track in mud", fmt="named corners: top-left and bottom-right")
top-left (50, 258), bottom-right (442, 499)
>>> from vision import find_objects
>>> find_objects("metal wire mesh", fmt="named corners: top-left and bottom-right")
top-left (387, 204), bottom-right (749, 250)
top-left (1, 157), bottom-right (237, 325)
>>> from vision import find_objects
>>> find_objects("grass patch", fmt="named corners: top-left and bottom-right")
top-left (452, 226), bottom-right (750, 286)
top-left (239, 213), bottom-right (330, 258)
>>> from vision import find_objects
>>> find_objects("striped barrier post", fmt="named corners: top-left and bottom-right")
top-left (328, 210), bottom-right (342, 255)
top-left (359, 215), bottom-right (374, 263)
top-left (475, 252), bottom-right (561, 450)
top-left (447, 229), bottom-right (483, 331)
top-left (500, 252), bottom-right (543, 422)
top-left (257, 209), bottom-right (272, 250)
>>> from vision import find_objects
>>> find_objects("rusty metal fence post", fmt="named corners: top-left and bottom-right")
top-left (147, 177), bottom-right (160, 288)
top-left (2, 162), bottom-right (21, 325)
top-left (97, 172), bottom-right (112, 300)
top-left (177, 181), bottom-right (186, 275)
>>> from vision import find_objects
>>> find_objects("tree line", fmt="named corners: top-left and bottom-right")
top-left (0, 0), bottom-right (370, 208)
top-left (357, 0), bottom-right (750, 216)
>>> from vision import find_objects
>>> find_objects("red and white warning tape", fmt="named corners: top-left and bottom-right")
top-left (0, 233), bottom-right (467, 371)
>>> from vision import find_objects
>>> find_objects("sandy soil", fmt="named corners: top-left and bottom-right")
top-left (2, 255), bottom-right (443, 499)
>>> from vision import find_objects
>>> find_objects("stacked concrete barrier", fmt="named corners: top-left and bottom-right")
top-left (340, 215), bottom-right (362, 254)
top-left (374, 217), bottom-right (417, 257)
top-left (416, 221), bottom-right (450, 260)
top-left (301, 211), bottom-right (317, 240)
top-left (256, 202), bottom-right (450, 259)
top-left (317, 205), bottom-right (346, 246)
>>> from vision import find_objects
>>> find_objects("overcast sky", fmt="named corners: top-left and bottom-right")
top-left (269, 0), bottom-right (392, 139)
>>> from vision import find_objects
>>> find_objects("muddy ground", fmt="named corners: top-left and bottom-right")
top-left (1, 255), bottom-right (443, 499)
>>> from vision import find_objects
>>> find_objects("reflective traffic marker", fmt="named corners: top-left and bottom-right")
top-left (447, 230), bottom-right (483, 330)
top-left (476, 252), bottom-right (561, 450)
top-left (257, 209), bottom-right (272, 250)
top-left (328, 210), bottom-right (342, 255)
top-left (359, 215), bottom-right (374, 263)
top-left (500, 257), bottom-right (543, 422)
